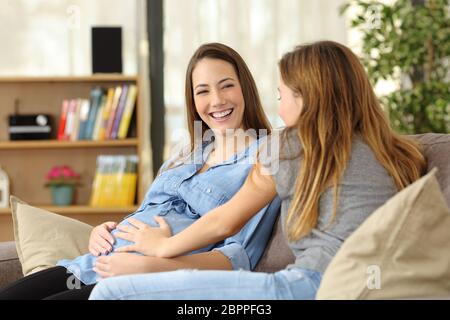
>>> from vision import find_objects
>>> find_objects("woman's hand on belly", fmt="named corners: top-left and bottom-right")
top-left (93, 253), bottom-right (151, 278)
top-left (114, 217), bottom-right (172, 257)
top-left (88, 221), bottom-right (117, 256)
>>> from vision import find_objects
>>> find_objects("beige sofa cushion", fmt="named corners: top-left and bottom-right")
top-left (10, 196), bottom-right (92, 276)
top-left (316, 168), bottom-right (450, 299)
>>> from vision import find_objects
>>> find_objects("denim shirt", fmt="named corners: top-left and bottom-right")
top-left (57, 137), bottom-right (281, 285)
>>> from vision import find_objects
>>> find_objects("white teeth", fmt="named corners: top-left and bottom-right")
top-left (211, 109), bottom-right (233, 118)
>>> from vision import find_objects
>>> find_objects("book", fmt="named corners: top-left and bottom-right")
top-left (90, 156), bottom-right (110, 207)
top-left (64, 99), bottom-right (77, 140)
top-left (110, 85), bottom-right (129, 139)
top-left (57, 100), bottom-right (69, 140)
top-left (98, 88), bottom-right (115, 141)
top-left (118, 84), bottom-right (138, 139)
top-left (70, 99), bottom-right (81, 141)
top-left (77, 99), bottom-right (91, 140)
top-left (92, 94), bottom-right (106, 140)
top-left (85, 87), bottom-right (104, 140)
top-left (105, 86), bottom-right (123, 139)
top-left (122, 155), bottom-right (138, 205)
top-left (90, 155), bottom-right (138, 207)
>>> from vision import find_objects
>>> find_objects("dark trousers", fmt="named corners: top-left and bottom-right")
top-left (0, 266), bottom-right (95, 300)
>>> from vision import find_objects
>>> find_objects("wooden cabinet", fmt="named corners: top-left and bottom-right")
top-left (0, 75), bottom-right (145, 241)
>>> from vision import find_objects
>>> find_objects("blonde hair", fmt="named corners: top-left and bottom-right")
top-left (279, 41), bottom-right (427, 241)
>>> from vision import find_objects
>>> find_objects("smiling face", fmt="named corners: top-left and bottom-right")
top-left (278, 75), bottom-right (303, 127)
top-left (192, 58), bottom-right (245, 135)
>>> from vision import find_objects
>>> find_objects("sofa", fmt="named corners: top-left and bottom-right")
top-left (1, 133), bottom-right (449, 294)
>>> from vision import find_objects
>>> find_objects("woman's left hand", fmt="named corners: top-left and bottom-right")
top-left (114, 216), bottom-right (172, 257)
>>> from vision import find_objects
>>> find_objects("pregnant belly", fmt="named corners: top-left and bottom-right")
top-left (109, 208), bottom-right (198, 253)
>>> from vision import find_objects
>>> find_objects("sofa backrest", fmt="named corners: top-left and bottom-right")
top-left (254, 133), bottom-right (450, 273)
top-left (414, 134), bottom-right (450, 206)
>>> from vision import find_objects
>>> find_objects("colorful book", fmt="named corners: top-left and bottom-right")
top-left (118, 85), bottom-right (138, 139)
top-left (85, 87), bottom-right (103, 140)
top-left (105, 86), bottom-right (123, 139)
top-left (90, 156), bottom-right (110, 206)
top-left (57, 100), bottom-right (69, 140)
top-left (122, 155), bottom-right (138, 205)
top-left (77, 99), bottom-right (91, 140)
top-left (110, 85), bottom-right (129, 139)
top-left (92, 94), bottom-right (106, 141)
top-left (90, 155), bottom-right (138, 207)
top-left (98, 88), bottom-right (115, 141)
top-left (64, 99), bottom-right (77, 140)
top-left (70, 99), bottom-right (81, 141)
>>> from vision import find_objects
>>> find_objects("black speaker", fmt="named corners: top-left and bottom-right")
top-left (91, 27), bottom-right (123, 74)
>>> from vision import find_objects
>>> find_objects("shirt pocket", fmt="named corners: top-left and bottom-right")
top-left (187, 181), bottom-right (229, 214)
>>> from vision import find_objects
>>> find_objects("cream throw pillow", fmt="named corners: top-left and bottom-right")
top-left (10, 196), bottom-right (93, 276)
top-left (316, 168), bottom-right (450, 300)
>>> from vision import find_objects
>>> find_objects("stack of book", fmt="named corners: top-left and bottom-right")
top-left (56, 84), bottom-right (137, 141)
top-left (90, 155), bottom-right (138, 207)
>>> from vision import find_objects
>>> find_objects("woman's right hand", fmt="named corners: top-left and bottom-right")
top-left (89, 221), bottom-right (118, 256)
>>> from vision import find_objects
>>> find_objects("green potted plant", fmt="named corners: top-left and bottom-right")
top-left (45, 165), bottom-right (82, 206)
top-left (341, 0), bottom-right (450, 133)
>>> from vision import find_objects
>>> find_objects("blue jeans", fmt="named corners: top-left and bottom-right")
top-left (89, 268), bottom-right (322, 300)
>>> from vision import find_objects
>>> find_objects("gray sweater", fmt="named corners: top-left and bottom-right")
top-left (269, 128), bottom-right (397, 274)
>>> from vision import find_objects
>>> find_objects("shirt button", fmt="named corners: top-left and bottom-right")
top-left (206, 188), bottom-right (212, 193)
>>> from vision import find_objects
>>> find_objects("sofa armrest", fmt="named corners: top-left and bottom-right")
top-left (0, 242), bottom-right (23, 288)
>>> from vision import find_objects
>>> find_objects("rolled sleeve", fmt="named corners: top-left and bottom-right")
top-left (213, 243), bottom-right (251, 270)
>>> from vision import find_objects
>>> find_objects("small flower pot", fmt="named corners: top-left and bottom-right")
top-left (50, 185), bottom-right (74, 206)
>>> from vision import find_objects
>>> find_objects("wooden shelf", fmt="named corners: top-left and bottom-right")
top-left (0, 75), bottom-right (144, 238)
top-left (0, 205), bottom-right (138, 216)
top-left (0, 75), bottom-right (138, 83)
top-left (0, 138), bottom-right (138, 150)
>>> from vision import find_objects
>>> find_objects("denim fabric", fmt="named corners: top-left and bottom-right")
top-left (89, 267), bottom-right (322, 300)
top-left (57, 138), bottom-right (281, 285)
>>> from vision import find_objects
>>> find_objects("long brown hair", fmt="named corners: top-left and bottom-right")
top-left (185, 43), bottom-right (272, 150)
top-left (279, 41), bottom-right (427, 241)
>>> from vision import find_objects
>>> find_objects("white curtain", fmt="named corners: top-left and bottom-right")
top-left (163, 0), bottom-right (348, 159)
top-left (0, 0), bottom-right (139, 75)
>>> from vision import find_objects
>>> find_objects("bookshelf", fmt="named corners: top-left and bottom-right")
top-left (0, 138), bottom-right (138, 150)
top-left (0, 75), bottom-right (145, 242)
